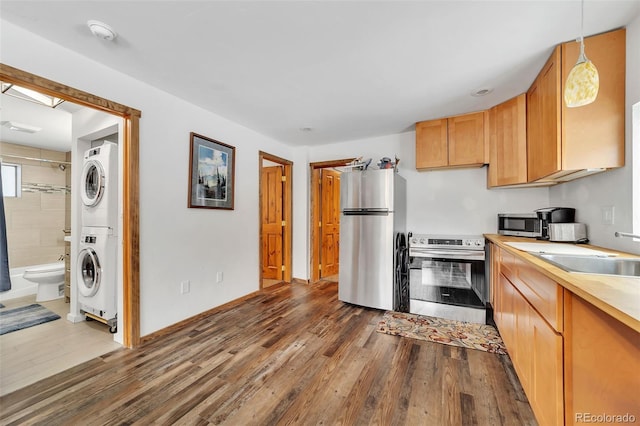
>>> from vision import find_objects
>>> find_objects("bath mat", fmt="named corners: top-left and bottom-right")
top-left (0, 303), bottom-right (60, 335)
top-left (377, 311), bottom-right (507, 354)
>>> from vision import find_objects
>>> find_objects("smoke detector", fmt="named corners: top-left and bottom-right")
top-left (87, 20), bottom-right (117, 41)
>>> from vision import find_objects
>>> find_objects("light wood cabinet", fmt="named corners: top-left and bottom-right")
top-left (527, 28), bottom-right (625, 182)
top-left (415, 111), bottom-right (487, 170)
top-left (564, 292), bottom-right (640, 425)
top-left (488, 94), bottom-right (528, 187)
top-left (491, 242), bottom-right (640, 426)
top-left (493, 246), bottom-right (564, 425)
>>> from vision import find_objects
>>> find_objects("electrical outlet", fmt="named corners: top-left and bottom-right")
top-left (601, 206), bottom-right (615, 225)
top-left (216, 272), bottom-right (223, 283)
top-left (180, 280), bottom-right (190, 294)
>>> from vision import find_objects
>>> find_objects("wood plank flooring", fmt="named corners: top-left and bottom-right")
top-left (0, 281), bottom-right (537, 425)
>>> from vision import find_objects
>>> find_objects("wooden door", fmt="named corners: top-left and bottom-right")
top-left (527, 46), bottom-right (561, 181)
top-left (261, 166), bottom-right (283, 280)
top-left (489, 94), bottom-right (527, 187)
top-left (448, 111), bottom-right (486, 166)
top-left (320, 169), bottom-right (340, 278)
top-left (415, 119), bottom-right (448, 169)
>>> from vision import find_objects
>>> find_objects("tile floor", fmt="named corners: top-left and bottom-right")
top-left (0, 295), bottom-right (121, 396)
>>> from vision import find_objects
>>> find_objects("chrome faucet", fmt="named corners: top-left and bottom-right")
top-left (615, 231), bottom-right (640, 239)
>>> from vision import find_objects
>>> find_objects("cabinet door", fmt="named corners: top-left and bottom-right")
top-left (416, 119), bottom-right (448, 169)
top-left (530, 308), bottom-right (564, 426)
top-left (448, 112), bottom-right (486, 166)
top-left (527, 46), bottom-right (561, 181)
top-left (489, 94), bottom-right (527, 187)
top-left (565, 293), bottom-right (640, 425)
top-left (562, 29), bottom-right (625, 171)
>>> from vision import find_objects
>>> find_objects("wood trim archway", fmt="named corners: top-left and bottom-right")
top-left (0, 63), bottom-right (141, 348)
top-left (309, 158), bottom-right (355, 283)
top-left (258, 151), bottom-right (293, 287)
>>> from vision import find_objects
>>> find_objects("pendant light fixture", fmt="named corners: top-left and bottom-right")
top-left (564, 0), bottom-right (599, 108)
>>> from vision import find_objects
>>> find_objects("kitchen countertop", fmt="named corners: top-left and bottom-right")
top-left (485, 234), bottom-right (640, 333)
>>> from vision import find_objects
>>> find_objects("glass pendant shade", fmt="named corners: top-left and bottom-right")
top-left (564, 0), bottom-right (599, 108)
top-left (564, 44), bottom-right (599, 107)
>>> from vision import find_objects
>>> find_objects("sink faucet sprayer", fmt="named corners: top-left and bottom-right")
top-left (615, 231), bottom-right (640, 239)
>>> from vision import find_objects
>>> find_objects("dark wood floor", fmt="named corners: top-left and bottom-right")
top-left (0, 281), bottom-right (536, 425)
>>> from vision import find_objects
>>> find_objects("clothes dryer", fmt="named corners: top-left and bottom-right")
top-left (81, 141), bottom-right (118, 230)
top-left (77, 226), bottom-right (117, 325)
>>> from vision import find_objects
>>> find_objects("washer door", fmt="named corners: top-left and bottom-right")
top-left (81, 160), bottom-right (105, 207)
top-left (77, 248), bottom-right (101, 297)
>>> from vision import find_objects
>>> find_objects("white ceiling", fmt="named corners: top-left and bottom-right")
top-left (1, 0), bottom-right (639, 148)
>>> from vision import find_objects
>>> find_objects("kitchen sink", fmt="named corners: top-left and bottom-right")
top-left (534, 254), bottom-right (640, 278)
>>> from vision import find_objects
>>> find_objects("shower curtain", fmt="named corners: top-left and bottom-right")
top-left (0, 170), bottom-right (11, 292)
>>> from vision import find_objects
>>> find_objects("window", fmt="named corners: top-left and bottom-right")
top-left (633, 102), bottom-right (639, 236)
top-left (1, 162), bottom-right (22, 198)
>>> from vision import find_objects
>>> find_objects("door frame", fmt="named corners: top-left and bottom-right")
top-left (0, 63), bottom-right (142, 348)
top-left (258, 151), bottom-right (292, 288)
top-left (309, 158), bottom-right (354, 283)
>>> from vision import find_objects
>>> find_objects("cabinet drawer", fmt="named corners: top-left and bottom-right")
top-left (498, 247), bottom-right (516, 279)
top-left (514, 257), bottom-right (563, 332)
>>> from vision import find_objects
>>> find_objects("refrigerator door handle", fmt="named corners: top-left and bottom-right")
top-left (342, 208), bottom-right (390, 216)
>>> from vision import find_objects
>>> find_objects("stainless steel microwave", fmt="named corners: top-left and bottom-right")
top-left (498, 213), bottom-right (541, 237)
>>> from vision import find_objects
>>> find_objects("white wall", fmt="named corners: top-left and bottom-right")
top-left (0, 20), bottom-right (301, 336)
top-left (307, 132), bottom-right (550, 236)
top-left (549, 16), bottom-right (640, 255)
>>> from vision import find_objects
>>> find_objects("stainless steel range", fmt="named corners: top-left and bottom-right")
top-left (408, 234), bottom-right (487, 324)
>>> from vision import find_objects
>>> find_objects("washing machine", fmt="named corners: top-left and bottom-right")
top-left (81, 141), bottom-right (118, 230)
top-left (77, 226), bottom-right (117, 326)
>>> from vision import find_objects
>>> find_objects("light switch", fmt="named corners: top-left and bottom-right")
top-left (601, 206), bottom-right (615, 225)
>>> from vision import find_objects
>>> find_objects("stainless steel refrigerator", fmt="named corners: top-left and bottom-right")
top-left (338, 168), bottom-right (406, 310)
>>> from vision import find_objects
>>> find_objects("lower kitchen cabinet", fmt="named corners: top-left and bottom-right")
top-left (564, 293), bottom-right (640, 425)
top-left (491, 243), bottom-right (640, 425)
top-left (495, 269), bottom-right (563, 426)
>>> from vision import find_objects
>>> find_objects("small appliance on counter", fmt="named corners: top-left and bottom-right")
top-left (548, 223), bottom-right (588, 243)
top-left (535, 207), bottom-right (576, 240)
top-left (498, 213), bottom-right (541, 237)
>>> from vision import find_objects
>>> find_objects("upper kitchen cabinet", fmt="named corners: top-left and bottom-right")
top-left (416, 111), bottom-right (488, 171)
top-left (527, 28), bottom-right (626, 183)
top-left (488, 94), bottom-right (528, 187)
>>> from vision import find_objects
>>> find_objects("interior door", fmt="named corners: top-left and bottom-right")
top-left (320, 169), bottom-right (340, 278)
top-left (261, 166), bottom-right (283, 280)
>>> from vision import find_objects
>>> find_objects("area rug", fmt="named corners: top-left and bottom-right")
top-left (377, 311), bottom-right (507, 354)
top-left (0, 303), bottom-right (61, 335)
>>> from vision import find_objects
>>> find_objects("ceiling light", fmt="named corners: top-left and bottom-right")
top-left (87, 20), bottom-right (117, 41)
top-left (564, 0), bottom-right (599, 107)
top-left (471, 88), bottom-right (493, 97)
top-left (1, 82), bottom-right (65, 108)
top-left (1, 121), bottom-right (42, 133)
top-left (300, 127), bottom-right (313, 132)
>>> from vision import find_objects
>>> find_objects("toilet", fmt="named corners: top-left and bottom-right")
top-left (22, 262), bottom-right (65, 302)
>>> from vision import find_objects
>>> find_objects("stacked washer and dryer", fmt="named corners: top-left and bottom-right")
top-left (78, 141), bottom-right (118, 333)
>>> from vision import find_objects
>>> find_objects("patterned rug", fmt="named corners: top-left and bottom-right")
top-left (0, 303), bottom-right (61, 335)
top-left (377, 311), bottom-right (507, 354)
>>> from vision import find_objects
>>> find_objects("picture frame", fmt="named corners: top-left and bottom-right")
top-left (188, 132), bottom-right (235, 210)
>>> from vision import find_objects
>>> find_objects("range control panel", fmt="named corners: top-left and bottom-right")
top-left (409, 234), bottom-right (485, 249)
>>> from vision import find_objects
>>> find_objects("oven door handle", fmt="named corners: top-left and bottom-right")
top-left (410, 249), bottom-right (485, 260)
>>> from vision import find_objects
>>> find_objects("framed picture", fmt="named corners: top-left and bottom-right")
top-left (188, 132), bottom-right (235, 210)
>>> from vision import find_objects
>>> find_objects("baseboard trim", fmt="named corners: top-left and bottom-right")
top-left (139, 290), bottom-right (261, 345)
top-left (291, 277), bottom-right (309, 285)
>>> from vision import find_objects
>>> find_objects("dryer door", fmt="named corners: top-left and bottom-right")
top-left (81, 160), bottom-right (105, 207)
top-left (77, 248), bottom-right (101, 297)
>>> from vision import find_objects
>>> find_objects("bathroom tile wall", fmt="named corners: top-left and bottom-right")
top-left (1, 142), bottom-right (70, 268)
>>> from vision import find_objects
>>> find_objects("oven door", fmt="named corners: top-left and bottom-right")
top-left (409, 251), bottom-right (486, 308)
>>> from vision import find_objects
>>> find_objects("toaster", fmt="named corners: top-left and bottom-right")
top-left (548, 223), bottom-right (588, 243)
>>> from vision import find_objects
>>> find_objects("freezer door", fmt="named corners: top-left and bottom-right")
top-left (340, 169), bottom-right (395, 211)
top-left (338, 213), bottom-right (394, 310)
